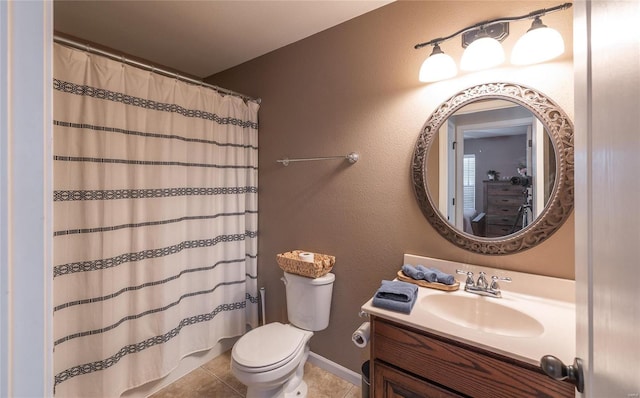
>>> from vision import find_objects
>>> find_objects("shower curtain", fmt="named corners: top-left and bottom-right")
top-left (52, 43), bottom-right (259, 397)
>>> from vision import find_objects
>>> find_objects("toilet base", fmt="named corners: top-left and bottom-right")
top-left (244, 371), bottom-right (308, 398)
top-left (244, 350), bottom-right (310, 398)
top-left (284, 380), bottom-right (307, 398)
top-left (282, 349), bottom-right (308, 398)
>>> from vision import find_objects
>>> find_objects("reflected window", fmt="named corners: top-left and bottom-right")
top-left (463, 154), bottom-right (476, 212)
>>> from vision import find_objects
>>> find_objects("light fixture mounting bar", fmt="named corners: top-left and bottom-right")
top-left (414, 2), bottom-right (572, 50)
top-left (461, 22), bottom-right (509, 48)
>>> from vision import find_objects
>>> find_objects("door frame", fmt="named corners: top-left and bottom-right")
top-left (574, 1), bottom-right (640, 396)
top-left (0, 1), bottom-right (54, 396)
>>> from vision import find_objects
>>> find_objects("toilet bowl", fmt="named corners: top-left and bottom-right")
top-left (232, 323), bottom-right (313, 398)
top-left (231, 272), bottom-right (335, 398)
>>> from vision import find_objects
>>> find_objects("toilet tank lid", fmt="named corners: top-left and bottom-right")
top-left (284, 272), bottom-right (335, 285)
top-left (233, 322), bottom-right (307, 368)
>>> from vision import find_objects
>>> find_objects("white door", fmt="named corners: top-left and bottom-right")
top-left (574, 1), bottom-right (640, 396)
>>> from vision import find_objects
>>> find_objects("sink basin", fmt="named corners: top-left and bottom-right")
top-left (420, 294), bottom-right (544, 338)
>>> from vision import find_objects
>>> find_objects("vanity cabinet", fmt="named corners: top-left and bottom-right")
top-left (483, 181), bottom-right (525, 237)
top-left (370, 316), bottom-right (574, 398)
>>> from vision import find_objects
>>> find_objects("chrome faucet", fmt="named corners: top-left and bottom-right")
top-left (456, 270), bottom-right (511, 298)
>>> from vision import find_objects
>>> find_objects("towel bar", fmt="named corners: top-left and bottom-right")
top-left (276, 152), bottom-right (359, 166)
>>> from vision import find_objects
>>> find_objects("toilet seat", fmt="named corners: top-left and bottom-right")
top-left (232, 322), bottom-right (310, 373)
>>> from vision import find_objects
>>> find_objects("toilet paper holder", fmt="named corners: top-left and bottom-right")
top-left (352, 321), bottom-right (371, 348)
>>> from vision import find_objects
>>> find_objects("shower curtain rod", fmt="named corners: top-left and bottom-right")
top-left (53, 35), bottom-right (261, 104)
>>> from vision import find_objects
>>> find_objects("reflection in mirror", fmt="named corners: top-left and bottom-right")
top-left (427, 100), bottom-right (556, 238)
top-left (412, 82), bottom-right (574, 255)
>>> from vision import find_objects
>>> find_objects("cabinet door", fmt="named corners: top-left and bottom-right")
top-left (373, 319), bottom-right (574, 398)
top-left (373, 361), bottom-right (463, 398)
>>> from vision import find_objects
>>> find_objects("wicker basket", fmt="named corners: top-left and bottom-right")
top-left (276, 250), bottom-right (335, 279)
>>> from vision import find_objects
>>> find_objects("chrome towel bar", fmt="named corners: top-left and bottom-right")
top-left (276, 152), bottom-right (359, 166)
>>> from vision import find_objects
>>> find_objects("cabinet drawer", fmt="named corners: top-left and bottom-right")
top-left (373, 360), bottom-right (463, 398)
top-left (486, 224), bottom-right (516, 236)
top-left (486, 214), bottom-right (518, 225)
top-left (486, 205), bottom-right (520, 218)
top-left (487, 196), bottom-right (523, 207)
top-left (373, 319), bottom-right (573, 398)
top-left (486, 183), bottom-right (522, 196)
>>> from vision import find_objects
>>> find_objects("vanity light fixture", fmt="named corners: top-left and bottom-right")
top-left (460, 22), bottom-right (509, 71)
top-left (511, 16), bottom-right (565, 65)
top-left (415, 3), bottom-right (572, 82)
top-left (418, 44), bottom-right (457, 82)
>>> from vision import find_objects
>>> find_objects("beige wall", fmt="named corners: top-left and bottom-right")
top-left (207, 1), bottom-right (574, 373)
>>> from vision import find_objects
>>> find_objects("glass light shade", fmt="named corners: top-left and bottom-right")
top-left (419, 48), bottom-right (457, 82)
top-left (511, 23), bottom-right (565, 65)
top-left (460, 37), bottom-right (505, 71)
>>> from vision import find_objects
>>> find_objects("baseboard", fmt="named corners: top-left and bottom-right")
top-left (307, 351), bottom-right (362, 387)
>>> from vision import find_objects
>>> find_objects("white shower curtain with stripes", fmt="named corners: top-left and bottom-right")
top-left (52, 43), bottom-right (259, 397)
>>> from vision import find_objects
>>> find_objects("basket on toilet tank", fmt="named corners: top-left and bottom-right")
top-left (276, 250), bottom-right (335, 278)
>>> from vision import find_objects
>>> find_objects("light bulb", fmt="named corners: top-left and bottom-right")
top-left (460, 36), bottom-right (505, 71)
top-left (511, 17), bottom-right (565, 65)
top-left (419, 44), bottom-right (457, 82)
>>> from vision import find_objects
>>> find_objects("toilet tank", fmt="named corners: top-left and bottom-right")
top-left (282, 272), bottom-right (335, 331)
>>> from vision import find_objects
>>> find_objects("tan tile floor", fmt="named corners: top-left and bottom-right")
top-left (150, 350), bottom-right (362, 398)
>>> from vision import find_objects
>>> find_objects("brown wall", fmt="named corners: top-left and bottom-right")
top-left (207, 1), bottom-right (574, 373)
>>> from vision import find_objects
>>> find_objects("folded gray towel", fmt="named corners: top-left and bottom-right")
top-left (401, 264), bottom-right (424, 280)
top-left (419, 266), bottom-right (455, 285)
top-left (372, 295), bottom-right (417, 314)
top-left (415, 265), bottom-right (438, 283)
top-left (372, 280), bottom-right (418, 314)
top-left (376, 280), bottom-right (418, 302)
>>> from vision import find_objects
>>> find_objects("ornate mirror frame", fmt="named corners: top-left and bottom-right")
top-left (412, 82), bottom-right (574, 255)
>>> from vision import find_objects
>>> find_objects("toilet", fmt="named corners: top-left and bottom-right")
top-left (231, 271), bottom-right (335, 398)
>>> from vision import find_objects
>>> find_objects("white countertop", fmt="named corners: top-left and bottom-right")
top-left (361, 254), bottom-right (576, 367)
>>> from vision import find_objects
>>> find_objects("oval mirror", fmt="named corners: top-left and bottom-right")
top-left (412, 83), bottom-right (573, 255)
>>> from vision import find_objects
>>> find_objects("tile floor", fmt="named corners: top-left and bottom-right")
top-left (150, 350), bottom-right (362, 398)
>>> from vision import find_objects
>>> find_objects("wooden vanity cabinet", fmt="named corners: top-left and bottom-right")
top-left (370, 316), bottom-right (574, 398)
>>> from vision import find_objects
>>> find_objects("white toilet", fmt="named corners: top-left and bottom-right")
top-left (231, 271), bottom-right (335, 398)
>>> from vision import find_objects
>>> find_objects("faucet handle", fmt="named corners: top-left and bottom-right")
top-left (456, 269), bottom-right (474, 286)
top-left (490, 275), bottom-right (512, 290)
